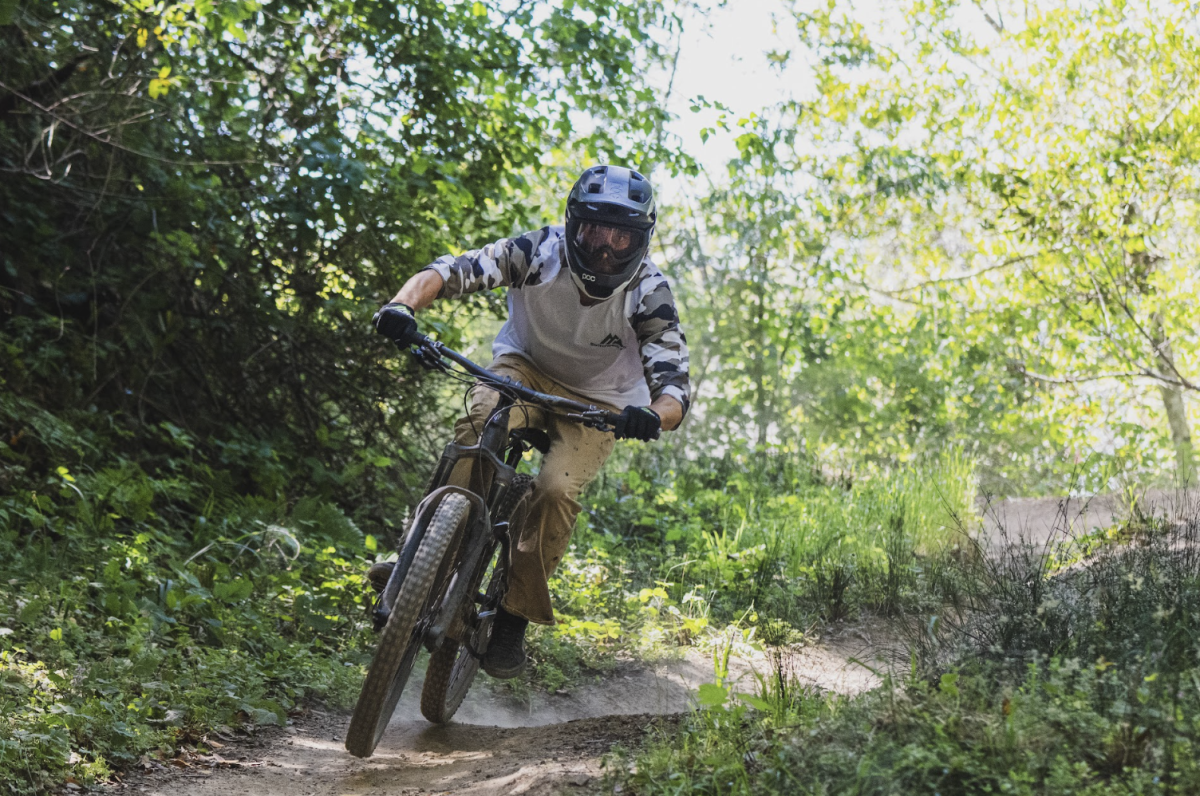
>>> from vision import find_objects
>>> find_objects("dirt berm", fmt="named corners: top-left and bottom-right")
top-left (106, 634), bottom-right (882, 796)
top-left (110, 489), bottom-right (1185, 795)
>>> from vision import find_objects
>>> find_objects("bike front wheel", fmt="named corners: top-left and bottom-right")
top-left (344, 492), bottom-right (470, 758)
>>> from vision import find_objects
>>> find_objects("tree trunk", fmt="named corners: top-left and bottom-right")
top-left (752, 251), bottom-right (771, 451)
top-left (1159, 384), bottom-right (1195, 484)
top-left (1153, 314), bottom-right (1196, 484)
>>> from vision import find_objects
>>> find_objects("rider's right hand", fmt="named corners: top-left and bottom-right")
top-left (612, 405), bottom-right (661, 441)
top-left (373, 302), bottom-right (420, 346)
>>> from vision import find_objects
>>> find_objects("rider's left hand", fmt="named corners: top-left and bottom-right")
top-left (613, 405), bottom-right (660, 441)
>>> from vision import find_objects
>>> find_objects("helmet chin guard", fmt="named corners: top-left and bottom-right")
top-left (564, 165), bottom-right (657, 300)
top-left (566, 259), bottom-right (646, 301)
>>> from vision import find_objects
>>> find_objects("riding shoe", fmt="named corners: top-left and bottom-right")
top-left (367, 561), bottom-right (394, 593)
top-left (482, 608), bottom-right (528, 679)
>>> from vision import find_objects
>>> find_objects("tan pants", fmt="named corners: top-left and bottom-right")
top-left (452, 354), bottom-right (615, 625)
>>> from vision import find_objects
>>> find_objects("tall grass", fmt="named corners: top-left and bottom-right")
top-left (527, 449), bottom-right (979, 689)
top-left (631, 449), bottom-right (979, 625)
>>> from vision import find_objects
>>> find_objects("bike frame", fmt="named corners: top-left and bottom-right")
top-left (371, 336), bottom-right (620, 645)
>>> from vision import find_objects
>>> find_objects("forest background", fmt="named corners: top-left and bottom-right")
top-left (2, 0), bottom-right (1199, 793)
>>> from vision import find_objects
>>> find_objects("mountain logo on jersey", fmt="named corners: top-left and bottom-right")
top-left (591, 334), bottom-right (626, 350)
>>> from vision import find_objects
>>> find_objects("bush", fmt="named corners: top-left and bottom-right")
top-left (0, 399), bottom-right (372, 793)
top-left (617, 496), bottom-right (1200, 795)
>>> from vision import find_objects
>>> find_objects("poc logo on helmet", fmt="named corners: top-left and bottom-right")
top-left (582, 273), bottom-right (596, 281)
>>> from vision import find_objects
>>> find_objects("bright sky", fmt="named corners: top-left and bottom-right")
top-left (661, 0), bottom-right (805, 174)
top-left (657, 0), bottom-right (999, 180)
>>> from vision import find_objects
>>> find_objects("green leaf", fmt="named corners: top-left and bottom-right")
top-left (696, 682), bottom-right (729, 708)
top-left (214, 579), bottom-right (253, 602)
top-left (735, 692), bottom-right (773, 711)
top-left (0, 0), bottom-right (18, 26)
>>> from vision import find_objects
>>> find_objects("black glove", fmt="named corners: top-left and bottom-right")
top-left (613, 405), bottom-right (661, 441)
top-left (373, 302), bottom-right (420, 346)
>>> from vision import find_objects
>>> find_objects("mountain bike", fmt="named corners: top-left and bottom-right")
top-left (344, 332), bottom-right (622, 758)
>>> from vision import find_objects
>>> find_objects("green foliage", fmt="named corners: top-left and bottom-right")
top-left (0, 397), bottom-right (369, 793)
top-left (0, 0), bottom-right (688, 532)
top-left (581, 447), bottom-right (976, 628)
top-left (617, 490), bottom-right (1200, 796)
top-left (661, 0), bottom-right (1200, 493)
top-left (627, 654), bottom-right (1200, 795)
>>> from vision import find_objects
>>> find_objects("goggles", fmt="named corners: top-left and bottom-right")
top-left (572, 221), bottom-right (646, 274)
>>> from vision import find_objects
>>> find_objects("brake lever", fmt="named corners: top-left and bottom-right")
top-left (566, 411), bottom-right (616, 433)
top-left (407, 341), bottom-right (448, 372)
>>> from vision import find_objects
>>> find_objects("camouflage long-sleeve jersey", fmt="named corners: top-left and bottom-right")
top-left (423, 226), bottom-right (691, 415)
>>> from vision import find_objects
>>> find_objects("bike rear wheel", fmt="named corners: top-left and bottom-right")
top-left (344, 492), bottom-right (470, 758)
top-left (419, 550), bottom-right (504, 723)
top-left (419, 474), bottom-right (532, 724)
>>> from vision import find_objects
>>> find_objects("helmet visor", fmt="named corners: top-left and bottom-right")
top-left (572, 221), bottom-right (647, 275)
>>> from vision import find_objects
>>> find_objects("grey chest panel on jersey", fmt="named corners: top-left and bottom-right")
top-left (492, 257), bottom-right (652, 409)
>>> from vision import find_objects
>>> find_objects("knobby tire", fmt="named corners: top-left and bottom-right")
top-left (344, 493), bottom-right (470, 757)
top-left (419, 474), bottom-right (533, 724)
top-left (418, 553), bottom-right (503, 723)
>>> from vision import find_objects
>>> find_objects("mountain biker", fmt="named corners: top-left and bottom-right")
top-left (371, 165), bottom-right (690, 679)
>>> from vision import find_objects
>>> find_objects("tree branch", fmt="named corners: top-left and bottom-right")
top-left (878, 253), bottom-right (1035, 295)
top-left (971, 1), bottom-right (1004, 33)
top-left (1017, 364), bottom-right (1199, 392)
top-left (0, 78), bottom-right (277, 168)
top-left (0, 55), bottom-right (90, 121)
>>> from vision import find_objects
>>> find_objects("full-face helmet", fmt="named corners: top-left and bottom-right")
top-left (564, 165), bottom-right (657, 300)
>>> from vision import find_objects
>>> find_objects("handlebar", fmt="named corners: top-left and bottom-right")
top-left (403, 334), bottom-right (624, 433)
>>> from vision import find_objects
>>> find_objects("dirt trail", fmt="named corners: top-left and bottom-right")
top-left (978, 487), bottom-right (1199, 550)
top-left (106, 484), bottom-right (1187, 796)
top-left (108, 635), bottom-right (887, 796)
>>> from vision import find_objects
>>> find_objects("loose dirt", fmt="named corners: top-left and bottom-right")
top-left (104, 634), bottom-right (888, 796)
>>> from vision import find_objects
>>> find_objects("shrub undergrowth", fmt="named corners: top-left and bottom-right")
top-left (508, 447), bottom-right (977, 695)
top-left (0, 397), bottom-right (373, 793)
top-left (616, 493), bottom-right (1200, 795)
top-left (576, 447), bottom-right (975, 632)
